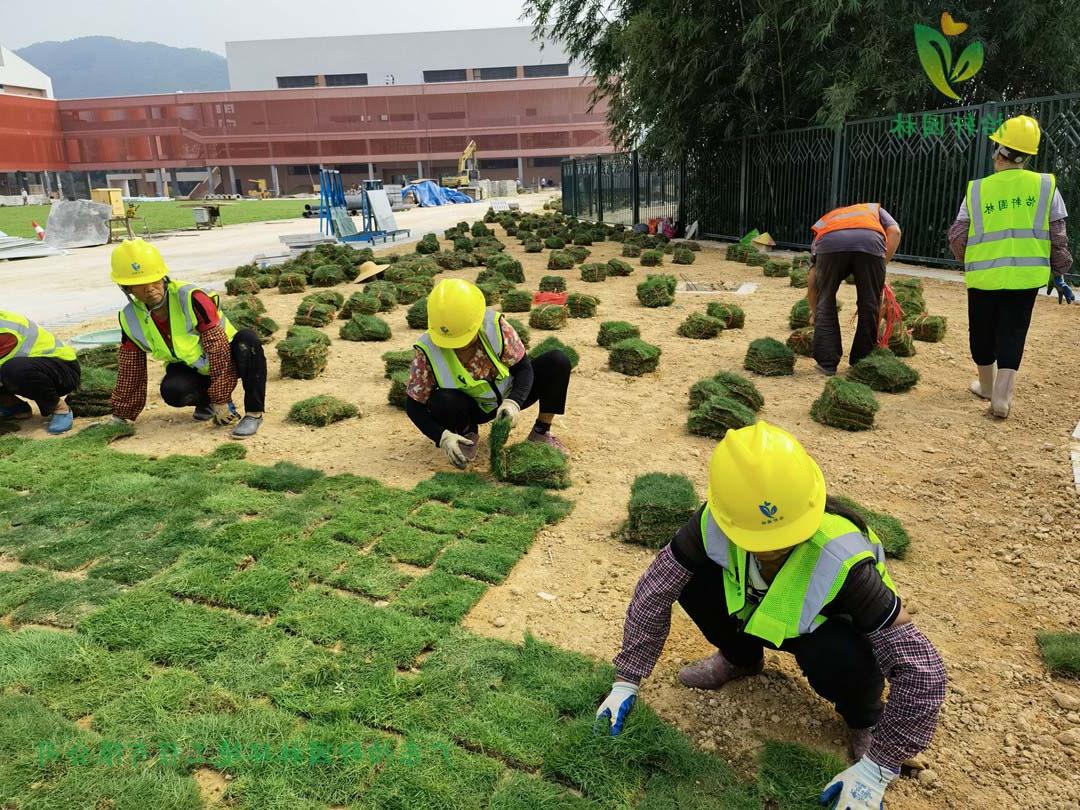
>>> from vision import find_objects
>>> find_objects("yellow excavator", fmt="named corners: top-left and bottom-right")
top-left (247, 179), bottom-right (272, 199)
top-left (440, 140), bottom-right (479, 188)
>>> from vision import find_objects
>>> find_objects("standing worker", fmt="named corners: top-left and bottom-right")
top-left (596, 422), bottom-right (946, 809)
top-left (405, 278), bottom-right (570, 468)
top-left (108, 239), bottom-right (266, 438)
top-left (21, 187), bottom-right (29, 206)
top-left (0, 310), bottom-right (79, 434)
top-left (808, 203), bottom-right (902, 376)
top-left (948, 114), bottom-right (1073, 418)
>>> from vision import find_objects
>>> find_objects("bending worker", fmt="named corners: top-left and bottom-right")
top-left (0, 310), bottom-right (79, 434)
top-left (948, 114), bottom-right (1073, 418)
top-left (108, 239), bottom-right (266, 439)
top-left (596, 422), bottom-right (946, 809)
top-left (405, 278), bottom-right (570, 468)
top-left (808, 203), bottom-right (902, 376)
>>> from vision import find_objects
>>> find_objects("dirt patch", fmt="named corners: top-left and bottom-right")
top-left (193, 767), bottom-right (229, 806)
top-left (47, 235), bottom-right (1080, 809)
top-left (74, 715), bottom-right (93, 731)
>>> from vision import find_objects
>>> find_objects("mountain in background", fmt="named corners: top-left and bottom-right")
top-left (16, 36), bottom-right (228, 98)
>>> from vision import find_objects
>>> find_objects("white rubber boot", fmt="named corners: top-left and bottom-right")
top-left (969, 363), bottom-right (996, 400)
top-left (991, 369), bottom-right (1017, 418)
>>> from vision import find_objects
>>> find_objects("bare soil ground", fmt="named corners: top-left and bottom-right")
top-left (35, 231), bottom-right (1080, 808)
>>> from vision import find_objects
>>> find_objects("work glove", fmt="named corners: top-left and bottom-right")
top-left (819, 756), bottom-right (897, 809)
top-left (594, 681), bottom-right (638, 736)
top-left (494, 399), bottom-right (521, 426)
top-left (439, 430), bottom-right (474, 469)
top-left (210, 402), bottom-right (240, 427)
top-left (1046, 274), bottom-right (1075, 304)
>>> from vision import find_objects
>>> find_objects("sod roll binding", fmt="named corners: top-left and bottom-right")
top-left (625, 473), bottom-right (698, 548)
top-left (887, 323), bottom-right (917, 357)
top-left (566, 293), bottom-right (600, 319)
top-left (687, 394), bottom-right (757, 439)
top-left (847, 348), bottom-right (919, 393)
top-left (363, 281), bottom-right (399, 312)
top-left (744, 338), bottom-right (796, 376)
top-left (811, 377), bottom-right (879, 431)
top-left (566, 245), bottom-right (591, 264)
top-left (621, 243), bottom-right (642, 258)
top-left (529, 336), bottom-right (579, 368)
top-left (706, 302), bottom-right (745, 329)
top-left (529, 304), bottom-right (568, 330)
top-left (489, 417), bottom-right (570, 489)
top-left (340, 314), bottom-right (392, 342)
top-left (288, 395), bottom-right (358, 427)
top-left (636, 274), bottom-right (677, 308)
top-left (580, 263), bottom-right (608, 283)
top-left (277, 273), bottom-right (306, 294)
top-left (597, 320), bottom-right (640, 348)
top-left (640, 249), bottom-right (664, 267)
top-left (609, 338), bottom-right (661, 376)
top-left (277, 334), bottom-right (328, 379)
top-left (547, 250), bottom-right (575, 270)
top-left (789, 267), bottom-right (809, 288)
top-left (68, 365), bottom-right (116, 417)
top-left (538, 276), bottom-right (566, 293)
top-left (302, 290), bottom-right (345, 310)
top-left (910, 314), bottom-right (947, 342)
top-left (677, 312), bottom-right (724, 339)
top-left (786, 327), bottom-right (815, 357)
top-left (293, 301), bottom-right (336, 327)
top-left (606, 258), bottom-right (633, 277)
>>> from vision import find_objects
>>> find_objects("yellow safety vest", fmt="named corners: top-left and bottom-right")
top-left (701, 508), bottom-right (897, 647)
top-left (118, 280), bottom-right (236, 375)
top-left (0, 310), bottom-right (77, 367)
top-left (414, 308), bottom-right (513, 413)
top-left (964, 169), bottom-right (1054, 290)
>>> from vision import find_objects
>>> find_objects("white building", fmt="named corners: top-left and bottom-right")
top-left (0, 45), bottom-right (53, 98)
top-left (225, 26), bottom-right (582, 91)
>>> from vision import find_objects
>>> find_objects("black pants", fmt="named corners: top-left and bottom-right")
top-left (813, 251), bottom-right (886, 372)
top-left (160, 330), bottom-right (266, 413)
top-left (428, 350), bottom-right (571, 435)
top-left (967, 287), bottom-right (1039, 371)
top-left (678, 560), bottom-right (884, 729)
top-left (0, 357), bottom-right (81, 415)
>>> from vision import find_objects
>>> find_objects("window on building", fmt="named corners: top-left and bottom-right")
top-left (287, 164), bottom-right (321, 176)
top-left (530, 157), bottom-right (566, 168)
top-left (428, 111), bottom-right (466, 121)
top-left (479, 158), bottom-right (518, 170)
top-left (476, 66), bottom-right (516, 80)
top-left (423, 69), bottom-right (467, 83)
top-left (325, 73), bottom-right (368, 87)
top-left (277, 75), bottom-right (318, 88)
top-left (523, 63), bottom-right (570, 78)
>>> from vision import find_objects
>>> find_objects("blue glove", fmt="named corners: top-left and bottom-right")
top-left (1053, 275), bottom-right (1075, 304)
top-left (594, 681), bottom-right (638, 736)
top-left (819, 756), bottom-right (897, 809)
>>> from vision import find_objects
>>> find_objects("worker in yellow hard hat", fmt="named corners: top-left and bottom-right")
top-left (948, 114), bottom-right (1073, 418)
top-left (108, 239), bottom-right (267, 439)
top-left (596, 422), bottom-right (946, 810)
top-left (0, 310), bottom-right (80, 434)
top-left (405, 278), bottom-right (571, 468)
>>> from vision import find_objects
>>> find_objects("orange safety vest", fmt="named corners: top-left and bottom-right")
top-left (811, 203), bottom-right (886, 240)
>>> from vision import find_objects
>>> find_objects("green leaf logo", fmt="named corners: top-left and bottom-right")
top-left (914, 18), bottom-right (984, 100)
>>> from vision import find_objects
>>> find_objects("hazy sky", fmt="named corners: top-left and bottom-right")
top-left (0, 0), bottom-right (530, 54)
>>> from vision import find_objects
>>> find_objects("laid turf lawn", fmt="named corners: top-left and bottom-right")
top-left (0, 423), bottom-right (849, 808)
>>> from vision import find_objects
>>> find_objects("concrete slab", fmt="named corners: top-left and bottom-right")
top-left (43, 200), bottom-right (112, 249)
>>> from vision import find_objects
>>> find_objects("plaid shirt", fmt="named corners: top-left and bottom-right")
top-left (613, 545), bottom-right (946, 773)
top-left (406, 316), bottom-right (526, 405)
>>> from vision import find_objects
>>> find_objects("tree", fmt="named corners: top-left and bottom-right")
top-left (525, 0), bottom-right (1080, 161)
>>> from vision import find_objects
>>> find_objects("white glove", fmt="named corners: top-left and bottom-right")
top-left (819, 756), bottom-right (897, 809)
top-left (594, 681), bottom-right (639, 736)
top-left (439, 430), bottom-right (474, 469)
top-left (495, 399), bottom-right (521, 426)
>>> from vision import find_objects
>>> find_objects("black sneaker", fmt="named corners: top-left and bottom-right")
top-left (814, 363), bottom-right (837, 377)
top-left (192, 405), bottom-right (214, 421)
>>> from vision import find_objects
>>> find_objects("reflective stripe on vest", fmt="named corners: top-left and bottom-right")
top-left (701, 508), bottom-right (895, 646)
top-left (965, 170), bottom-right (1054, 289)
top-left (414, 308), bottom-right (512, 412)
top-left (0, 310), bottom-right (77, 367)
top-left (811, 203), bottom-right (885, 240)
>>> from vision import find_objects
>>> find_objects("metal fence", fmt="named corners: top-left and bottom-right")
top-left (562, 92), bottom-right (1080, 268)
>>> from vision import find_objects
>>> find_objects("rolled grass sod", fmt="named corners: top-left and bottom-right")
top-left (68, 366), bottom-right (117, 417)
top-left (566, 293), bottom-right (599, 318)
top-left (672, 247), bottom-right (696, 265)
top-left (388, 370), bottom-right (409, 409)
top-left (725, 243), bottom-right (748, 261)
top-left (565, 245), bottom-right (591, 264)
top-left (763, 259), bottom-right (790, 278)
top-left (312, 263), bottom-right (346, 287)
top-left (538, 276), bottom-right (567, 293)
top-left (580, 263), bottom-right (608, 282)
top-left (529, 305), bottom-right (568, 330)
top-left (677, 312), bottom-right (724, 339)
top-left (222, 305), bottom-right (278, 343)
top-left (831, 495), bottom-right (911, 558)
top-left (524, 240), bottom-right (543, 253)
top-left (1037, 632), bottom-right (1080, 678)
top-left (529, 336), bottom-right (579, 369)
top-left (76, 344), bottom-right (119, 371)
top-left (382, 350), bottom-right (413, 378)
top-left (487, 255), bottom-right (526, 284)
top-left (340, 314), bottom-right (392, 342)
top-left (847, 348), bottom-right (919, 393)
top-left (254, 272), bottom-right (278, 289)
top-left (625, 473), bottom-right (698, 547)
top-left (745, 249), bottom-right (769, 267)
top-left (302, 289), bottom-right (345, 310)
top-left (786, 327), bottom-right (815, 357)
top-left (225, 277), bottom-right (260, 296)
top-left (887, 323), bottom-right (917, 357)
top-left (606, 258), bottom-right (633, 276)
top-left (621, 243), bottom-right (642, 258)
top-left (286, 324), bottom-right (330, 346)
top-left (609, 338), bottom-right (661, 376)
top-left (547, 250), bottom-right (575, 270)
top-left (790, 266), bottom-right (809, 288)
top-left (293, 300), bottom-right (336, 327)
top-left (544, 235), bottom-right (566, 250)
top-left (811, 377), bottom-right (879, 431)
top-left (288, 395), bottom-right (359, 427)
top-left (789, 298), bottom-right (812, 329)
top-left (791, 254), bottom-right (812, 269)
top-left (706, 302), bottom-right (746, 329)
top-left (395, 281), bottom-right (431, 305)
top-left (500, 289), bottom-right (533, 312)
top-left (277, 272), bottom-right (306, 294)
top-left (341, 291), bottom-right (381, 318)
top-left (496, 441), bottom-right (571, 490)
top-left (597, 320), bottom-right (640, 348)
top-left (910, 314), bottom-right (947, 342)
top-left (744, 338), bottom-right (796, 376)
top-left (636, 274), bottom-right (677, 308)
top-left (363, 280), bottom-right (399, 312)
top-left (277, 334), bottom-right (329, 379)
top-left (406, 298), bottom-right (428, 329)
top-left (640, 249), bottom-right (664, 267)
top-left (687, 394), bottom-right (757, 439)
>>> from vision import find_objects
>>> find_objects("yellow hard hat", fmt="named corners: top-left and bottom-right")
top-left (427, 278), bottom-right (486, 349)
top-left (989, 114), bottom-right (1041, 156)
top-left (111, 239), bottom-right (168, 285)
top-left (706, 421), bottom-right (826, 552)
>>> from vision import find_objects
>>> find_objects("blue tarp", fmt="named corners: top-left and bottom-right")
top-left (400, 180), bottom-right (472, 206)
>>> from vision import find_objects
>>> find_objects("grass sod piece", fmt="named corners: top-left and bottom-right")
top-left (810, 377), bottom-right (880, 431)
top-left (340, 313), bottom-right (392, 342)
top-left (363, 280), bottom-right (399, 312)
top-left (745, 249), bottom-right (769, 267)
top-left (382, 350), bottom-right (413, 379)
top-left (538, 275), bottom-right (566, 293)
top-left (677, 312), bottom-right (724, 339)
top-left (529, 336), bottom-right (579, 369)
top-left (580, 263), bottom-right (608, 282)
top-left (277, 272), bottom-right (306, 294)
top-left (341, 291), bottom-right (381, 318)
top-left (725, 243), bottom-right (748, 261)
top-left (847, 348), bottom-right (920, 393)
top-left (625, 473), bottom-right (698, 548)
top-left (293, 300), bottom-right (336, 327)
top-left (487, 255), bottom-right (526, 283)
top-left (705, 301), bottom-right (746, 329)
top-left (406, 298), bottom-right (428, 329)
top-left (67, 365), bottom-right (116, 417)
top-left (524, 240), bottom-right (543, 253)
top-left (791, 253), bottom-right (812, 269)
top-left (566, 293), bottom-right (600, 318)
top-left (529, 304), bottom-right (568, 331)
top-left (910, 314), bottom-right (947, 342)
top-left (640, 249), bottom-right (664, 267)
top-left (302, 289), bottom-right (345, 310)
top-left (711, 371), bottom-right (764, 412)
top-left (1037, 632), bottom-right (1080, 678)
top-left (224, 276), bottom-right (260, 296)
top-left (789, 266), bottom-right (809, 288)
top-left (285, 324), bottom-right (330, 346)
top-left (287, 395), bottom-right (359, 427)
top-left (789, 298), bottom-right (813, 329)
top-left (223, 306), bottom-right (279, 343)
top-left (831, 495), bottom-right (911, 558)
top-left (743, 338), bottom-right (796, 376)
top-left (609, 338), bottom-right (661, 376)
top-left (547, 250), bottom-right (575, 270)
top-left (543, 235), bottom-right (565, 249)
top-left (887, 323), bottom-right (917, 357)
top-left (500, 289), bottom-right (533, 312)
top-left (494, 439), bottom-right (571, 490)
top-left (621, 243), bottom-right (642, 258)
top-left (276, 334), bottom-right (329, 379)
top-left (312, 263), bottom-right (346, 287)
top-left (636, 274), bottom-right (677, 308)
top-left (477, 282), bottom-right (503, 307)
top-left (597, 320), bottom-right (640, 348)
top-left (416, 233), bottom-right (440, 254)
top-left (76, 344), bottom-right (119, 371)
top-left (786, 327), bottom-right (815, 357)
top-left (394, 282), bottom-right (431, 306)
top-left (687, 394), bottom-right (757, 439)
top-left (565, 245), bottom-right (591, 264)
top-left (763, 259), bottom-right (790, 278)
top-left (606, 258), bottom-right (633, 277)
top-left (488, 415), bottom-right (513, 480)
top-left (388, 370), bottom-right (409, 409)
top-left (672, 247), bottom-right (696, 265)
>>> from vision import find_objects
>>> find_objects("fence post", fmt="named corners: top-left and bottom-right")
top-left (829, 125), bottom-right (843, 209)
top-left (596, 155), bottom-right (604, 222)
top-left (738, 138), bottom-right (748, 236)
top-left (631, 150), bottom-right (640, 226)
top-left (572, 159), bottom-right (579, 218)
top-left (677, 155), bottom-right (687, 230)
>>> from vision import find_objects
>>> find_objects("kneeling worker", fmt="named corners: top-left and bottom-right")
top-left (109, 239), bottom-right (266, 438)
top-left (0, 310), bottom-right (79, 434)
top-left (596, 422), bottom-right (946, 809)
top-left (405, 278), bottom-right (570, 468)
